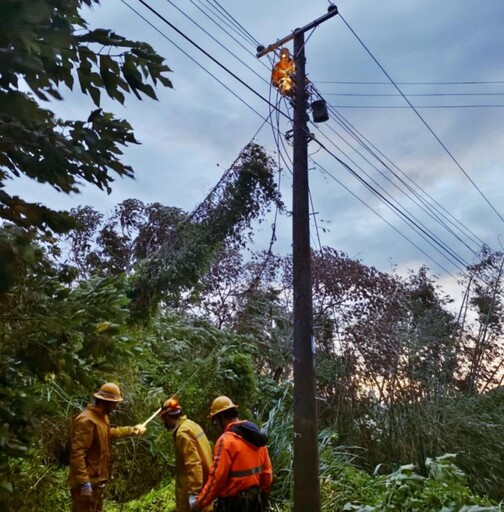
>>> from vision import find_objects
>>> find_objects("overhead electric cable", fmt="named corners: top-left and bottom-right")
top-left (309, 87), bottom-right (486, 253)
top-left (307, 86), bottom-right (484, 256)
top-left (311, 115), bottom-right (480, 256)
top-left (312, 132), bottom-right (470, 271)
top-left (327, 104), bottom-right (504, 109)
top-left (339, 14), bottom-right (504, 225)
top-left (163, 0), bottom-right (270, 85)
top-left (190, 0), bottom-right (271, 68)
top-left (310, 157), bottom-right (457, 279)
top-left (207, 0), bottom-right (261, 46)
top-left (315, 80), bottom-right (504, 85)
top-left (196, 0), bottom-right (258, 47)
top-left (131, 0), bottom-right (291, 121)
top-left (320, 93), bottom-right (488, 249)
top-left (122, 0), bottom-right (274, 126)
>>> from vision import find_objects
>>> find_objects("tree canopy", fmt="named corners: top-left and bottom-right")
top-left (0, 0), bottom-right (172, 234)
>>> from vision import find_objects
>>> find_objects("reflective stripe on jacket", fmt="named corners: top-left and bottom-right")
top-left (271, 59), bottom-right (295, 87)
top-left (68, 405), bottom-right (134, 488)
top-left (173, 416), bottom-right (213, 512)
top-left (197, 420), bottom-right (273, 509)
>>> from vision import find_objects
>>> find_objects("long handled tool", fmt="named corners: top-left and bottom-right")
top-left (141, 344), bottom-right (230, 429)
top-left (140, 407), bottom-right (162, 427)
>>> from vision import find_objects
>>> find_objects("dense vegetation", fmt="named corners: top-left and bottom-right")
top-left (2, 209), bottom-right (504, 511)
top-left (1, 1), bottom-right (503, 511)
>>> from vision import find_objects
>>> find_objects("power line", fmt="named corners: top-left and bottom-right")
top-left (339, 14), bottom-right (504, 225)
top-left (321, 92), bottom-right (504, 97)
top-left (163, 0), bottom-right (270, 86)
top-left (206, 0), bottom-right (261, 46)
top-left (190, 0), bottom-right (269, 66)
top-left (319, 96), bottom-right (487, 250)
top-left (314, 80), bottom-right (504, 85)
top-left (121, 0), bottom-right (270, 123)
top-left (131, 0), bottom-right (290, 120)
top-left (310, 157), bottom-right (458, 279)
top-left (327, 104), bottom-right (504, 109)
top-left (122, 0), bottom-right (492, 279)
top-left (310, 126), bottom-right (472, 271)
top-left (309, 107), bottom-right (482, 257)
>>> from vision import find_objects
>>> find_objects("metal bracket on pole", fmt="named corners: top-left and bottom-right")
top-left (256, 5), bottom-right (338, 59)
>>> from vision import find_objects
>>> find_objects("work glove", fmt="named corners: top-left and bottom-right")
top-left (80, 482), bottom-right (92, 496)
top-left (188, 495), bottom-right (199, 511)
top-left (132, 424), bottom-right (146, 436)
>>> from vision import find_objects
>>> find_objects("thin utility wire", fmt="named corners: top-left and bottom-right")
top-left (321, 92), bottom-right (504, 97)
top-left (315, 80), bottom-right (504, 85)
top-left (121, 0), bottom-right (264, 120)
top-left (339, 14), bottom-right (504, 225)
top-left (311, 157), bottom-right (457, 279)
top-left (310, 124), bottom-right (471, 271)
top-left (190, 0), bottom-right (272, 69)
top-left (207, 0), bottom-right (261, 46)
top-left (308, 86), bottom-right (481, 255)
top-left (319, 100), bottom-right (489, 249)
top-left (310, 115), bottom-right (480, 257)
top-left (163, 0), bottom-right (270, 85)
top-left (308, 83), bottom-right (486, 255)
top-left (196, 0), bottom-right (258, 47)
top-left (309, 87), bottom-right (486, 253)
top-left (311, 126), bottom-right (471, 270)
top-left (328, 104), bottom-right (504, 109)
top-left (132, 0), bottom-right (291, 121)
top-left (125, 0), bottom-right (488, 279)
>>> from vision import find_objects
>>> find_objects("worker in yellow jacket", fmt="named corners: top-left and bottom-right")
top-left (68, 382), bottom-right (146, 512)
top-left (160, 398), bottom-right (214, 512)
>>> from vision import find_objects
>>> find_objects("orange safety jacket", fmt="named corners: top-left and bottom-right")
top-left (68, 405), bottom-right (135, 489)
top-left (271, 58), bottom-right (295, 96)
top-left (197, 420), bottom-right (273, 509)
top-left (271, 59), bottom-right (295, 88)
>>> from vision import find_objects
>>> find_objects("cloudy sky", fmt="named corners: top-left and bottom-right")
top-left (9, 0), bottom-right (504, 301)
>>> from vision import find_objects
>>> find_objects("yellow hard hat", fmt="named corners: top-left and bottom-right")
top-left (208, 396), bottom-right (238, 419)
top-left (93, 382), bottom-right (123, 403)
top-left (160, 398), bottom-right (182, 420)
top-left (279, 47), bottom-right (290, 58)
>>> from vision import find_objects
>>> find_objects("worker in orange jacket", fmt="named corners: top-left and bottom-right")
top-left (271, 47), bottom-right (295, 97)
top-left (193, 396), bottom-right (273, 512)
top-left (160, 398), bottom-right (214, 512)
top-left (68, 383), bottom-right (146, 512)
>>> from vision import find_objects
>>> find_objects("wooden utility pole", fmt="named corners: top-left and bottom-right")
top-left (257, 6), bottom-right (338, 512)
top-left (292, 28), bottom-right (320, 512)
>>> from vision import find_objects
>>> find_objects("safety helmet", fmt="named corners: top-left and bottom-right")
top-left (160, 398), bottom-right (182, 420)
top-left (208, 396), bottom-right (238, 419)
top-left (93, 382), bottom-right (123, 403)
top-left (279, 48), bottom-right (290, 58)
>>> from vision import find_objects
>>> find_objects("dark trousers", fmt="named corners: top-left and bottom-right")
top-left (70, 485), bottom-right (105, 512)
top-left (215, 487), bottom-right (265, 512)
